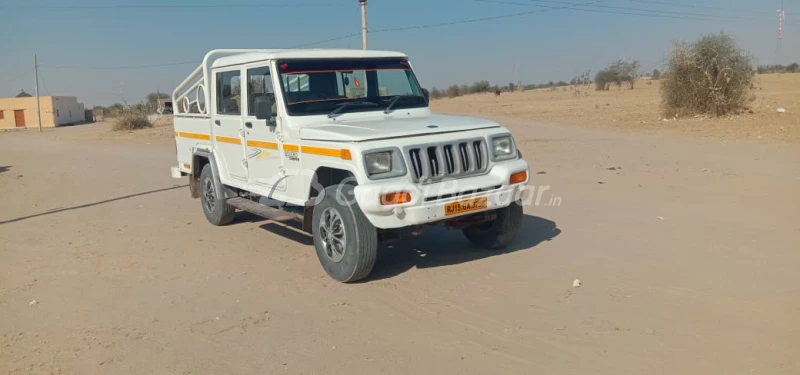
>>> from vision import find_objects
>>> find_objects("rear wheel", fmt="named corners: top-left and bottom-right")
top-left (199, 163), bottom-right (235, 226)
top-left (312, 185), bottom-right (378, 282)
top-left (462, 202), bottom-right (523, 249)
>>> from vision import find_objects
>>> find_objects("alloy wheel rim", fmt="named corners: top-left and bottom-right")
top-left (318, 207), bottom-right (346, 262)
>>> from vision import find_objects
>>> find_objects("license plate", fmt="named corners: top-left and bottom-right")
top-left (445, 197), bottom-right (488, 217)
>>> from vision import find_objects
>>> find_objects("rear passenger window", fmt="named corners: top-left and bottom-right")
top-left (247, 67), bottom-right (275, 116)
top-left (282, 74), bottom-right (310, 93)
top-left (216, 70), bottom-right (241, 115)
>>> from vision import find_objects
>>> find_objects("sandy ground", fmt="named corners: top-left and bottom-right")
top-left (432, 73), bottom-right (800, 143)
top-left (1, 118), bottom-right (799, 374)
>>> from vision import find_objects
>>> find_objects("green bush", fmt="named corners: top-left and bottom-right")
top-left (113, 113), bottom-right (153, 131)
top-left (661, 33), bottom-right (754, 117)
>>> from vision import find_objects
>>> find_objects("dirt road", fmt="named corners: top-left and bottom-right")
top-left (1, 120), bottom-right (798, 374)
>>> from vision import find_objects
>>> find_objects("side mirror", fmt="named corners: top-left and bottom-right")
top-left (421, 88), bottom-right (430, 104)
top-left (254, 95), bottom-right (274, 121)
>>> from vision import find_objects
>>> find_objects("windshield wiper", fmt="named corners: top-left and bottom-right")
top-left (328, 101), bottom-right (378, 118)
top-left (384, 94), bottom-right (421, 114)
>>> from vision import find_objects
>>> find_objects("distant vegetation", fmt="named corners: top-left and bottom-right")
top-left (94, 92), bottom-right (168, 118)
top-left (661, 33), bottom-right (754, 117)
top-left (594, 60), bottom-right (641, 90)
top-left (429, 79), bottom-right (577, 100)
top-left (652, 69), bottom-right (661, 80)
top-left (112, 113), bottom-right (152, 131)
top-left (757, 63), bottom-right (800, 74)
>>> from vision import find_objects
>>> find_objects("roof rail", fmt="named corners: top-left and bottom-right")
top-left (172, 49), bottom-right (274, 117)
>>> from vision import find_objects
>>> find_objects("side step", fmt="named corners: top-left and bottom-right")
top-left (226, 197), bottom-right (303, 222)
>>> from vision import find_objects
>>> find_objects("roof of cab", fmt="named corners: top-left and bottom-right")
top-left (210, 49), bottom-right (408, 68)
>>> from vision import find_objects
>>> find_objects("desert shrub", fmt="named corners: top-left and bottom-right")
top-left (661, 33), bottom-right (754, 117)
top-left (787, 63), bottom-right (800, 73)
top-left (429, 87), bottom-right (444, 100)
top-left (446, 84), bottom-right (462, 98)
top-left (595, 69), bottom-right (618, 90)
top-left (469, 80), bottom-right (491, 94)
top-left (113, 113), bottom-right (152, 131)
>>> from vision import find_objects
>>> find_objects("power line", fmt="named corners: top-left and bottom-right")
top-left (371, 0), bottom-right (605, 33)
top-left (626, 0), bottom-right (775, 16)
top-left (44, 61), bottom-right (200, 70)
top-left (288, 32), bottom-right (362, 48)
top-left (19, 0), bottom-right (793, 72)
top-left (39, 34), bottom-right (365, 70)
top-left (472, 0), bottom-right (778, 23)
top-left (0, 68), bottom-right (32, 87)
top-left (529, 0), bottom-right (774, 22)
top-left (0, 3), bottom-right (334, 10)
top-left (38, 70), bottom-right (52, 96)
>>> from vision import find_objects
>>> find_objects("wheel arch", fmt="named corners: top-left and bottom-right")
top-left (190, 150), bottom-right (236, 200)
top-left (301, 165), bottom-right (359, 234)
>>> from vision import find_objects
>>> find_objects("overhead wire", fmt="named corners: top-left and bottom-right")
top-left (626, 0), bottom-right (776, 16)
top-left (44, 60), bottom-right (201, 69)
top-left (15, 0), bottom-right (793, 71)
top-left (372, 0), bottom-right (605, 33)
top-left (0, 68), bottom-right (32, 87)
top-left (472, 0), bottom-right (781, 23)
top-left (37, 70), bottom-right (52, 96)
top-left (0, 3), bottom-right (335, 10)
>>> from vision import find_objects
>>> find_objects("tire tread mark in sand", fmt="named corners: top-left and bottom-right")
top-left (365, 282), bottom-right (605, 368)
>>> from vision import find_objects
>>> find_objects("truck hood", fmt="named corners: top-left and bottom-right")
top-left (298, 114), bottom-right (501, 142)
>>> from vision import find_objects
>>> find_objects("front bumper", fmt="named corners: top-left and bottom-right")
top-left (354, 159), bottom-right (529, 229)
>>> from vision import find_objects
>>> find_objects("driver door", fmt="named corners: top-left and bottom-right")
top-left (242, 61), bottom-right (286, 192)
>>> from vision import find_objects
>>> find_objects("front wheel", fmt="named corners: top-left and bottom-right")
top-left (312, 185), bottom-right (378, 283)
top-left (462, 202), bottom-right (523, 249)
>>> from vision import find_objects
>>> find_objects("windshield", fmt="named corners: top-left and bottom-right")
top-left (276, 58), bottom-right (426, 116)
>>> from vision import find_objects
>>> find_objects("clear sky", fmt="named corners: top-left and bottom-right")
top-left (1, 0), bottom-right (795, 106)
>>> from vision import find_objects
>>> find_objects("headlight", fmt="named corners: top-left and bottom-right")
top-left (491, 135), bottom-right (516, 161)
top-left (363, 148), bottom-right (407, 179)
top-left (365, 152), bottom-right (392, 175)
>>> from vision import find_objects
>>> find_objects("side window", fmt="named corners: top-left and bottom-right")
top-left (247, 67), bottom-right (275, 116)
top-left (216, 70), bottom-right (241, 115)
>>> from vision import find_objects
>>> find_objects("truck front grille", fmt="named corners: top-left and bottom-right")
top-left (406, 138), bottom-right (489, 183)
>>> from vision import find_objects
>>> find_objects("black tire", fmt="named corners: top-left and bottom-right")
top-left (199, 163), bottom-right (235, 226)
top-left (312, 184), bottom-right (378, 283)
top-left (463, 201), bottom-right (523, 249)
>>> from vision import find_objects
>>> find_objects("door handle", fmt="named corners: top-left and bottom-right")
top-left (245, 122), bottom-right (253, 128)
top-left (214, 120), bottom-right (221, 126)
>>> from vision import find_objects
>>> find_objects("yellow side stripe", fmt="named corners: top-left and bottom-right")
top-left (175, 133), bottom-right (349, 160)
top-left (246, 140), bottom-right (279, 149)
top-left (216, 136), bottom-right (241, 145)
top-left (302, 145), bottom-right (352, 160)
top-left (178, 132), bottom-right (211, 141)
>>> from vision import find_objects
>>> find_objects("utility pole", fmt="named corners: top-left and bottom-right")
top-left (359, 0), bottom-right (368, 50)
top-left (34, 54), bottom-right (42, 132)
top-left (776, 1), bottom-right (785, 65)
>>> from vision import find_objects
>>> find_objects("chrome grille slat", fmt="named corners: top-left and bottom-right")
top-left (434, 147), bottom-right (446, 177)
top-left (450, 145), bottom-right (462, 174)
top-left (405, 138), bottom-right (489, 183)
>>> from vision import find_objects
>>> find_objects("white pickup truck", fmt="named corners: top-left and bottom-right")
top-left (171, 49), bottom-right (529, 282)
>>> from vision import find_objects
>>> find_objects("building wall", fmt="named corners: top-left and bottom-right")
top-left (0, 97), bottom-right (56, 130)
top-left (52, 96), bottom-right (86, 126)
